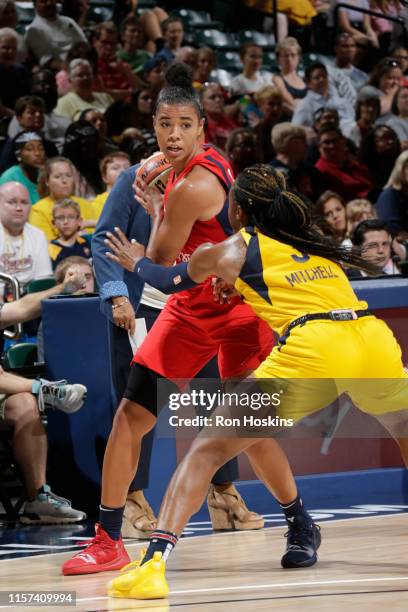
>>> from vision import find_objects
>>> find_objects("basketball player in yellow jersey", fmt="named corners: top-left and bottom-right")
top-left (105, 164), bottom-right (408, 600)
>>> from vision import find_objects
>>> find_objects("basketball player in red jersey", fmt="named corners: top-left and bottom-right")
top-left (62, 65), bottom-right (320, 576)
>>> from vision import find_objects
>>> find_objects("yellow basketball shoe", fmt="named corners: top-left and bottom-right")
top-left (107, 549), bottom-right (169, 600)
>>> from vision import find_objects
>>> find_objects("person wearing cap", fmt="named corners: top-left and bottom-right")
top-left (0, 132), bottom-right (45, 204)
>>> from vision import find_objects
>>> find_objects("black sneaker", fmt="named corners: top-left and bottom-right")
top-left (281, 516), bottom-right (321, 568)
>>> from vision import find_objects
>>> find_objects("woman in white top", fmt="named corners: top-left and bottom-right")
top-left (230, 43), bottom-right (273, 96)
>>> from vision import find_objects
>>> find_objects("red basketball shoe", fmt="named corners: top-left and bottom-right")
top-left (62, 524), bottom-right (130, 575)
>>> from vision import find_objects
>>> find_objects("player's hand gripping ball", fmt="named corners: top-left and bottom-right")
top-left (134, 152), bottom-right (172, 217)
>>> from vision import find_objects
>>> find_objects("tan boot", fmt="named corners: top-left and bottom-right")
top-left (121, 490), bottom-right (157, 539)
top-left (207, 484), bottom-right (264, 530)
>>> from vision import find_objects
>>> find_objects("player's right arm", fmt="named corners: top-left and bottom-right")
top-left (141, 166), bottom-right (226, 266)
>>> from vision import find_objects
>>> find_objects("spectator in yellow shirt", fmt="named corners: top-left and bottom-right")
top-left (92, 151), bottom-right (131, 218)
top-left (29, 156), bottom-right (96, 240)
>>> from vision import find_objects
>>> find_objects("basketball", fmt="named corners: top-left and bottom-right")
top-left (136, 151), bottom-right (172, 195)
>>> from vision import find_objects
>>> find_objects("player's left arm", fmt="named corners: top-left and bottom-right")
top-left (105, 229), bottom-right (246, 293)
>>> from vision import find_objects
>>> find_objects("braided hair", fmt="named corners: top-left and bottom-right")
top-left (233, 164), bottom-right (379, 274)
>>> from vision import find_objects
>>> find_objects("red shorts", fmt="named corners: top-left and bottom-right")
top-left (133, 282), bottom-right (273, 381)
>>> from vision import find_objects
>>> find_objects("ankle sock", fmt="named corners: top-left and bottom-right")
top-left (31, 380), bottom-right (41, 395)
top-left (279, 494), bottom-right (311, 525)
top-left (141, 529), bottom-right (178, 565)
top-left (99, 504), bottom-right (125, 541)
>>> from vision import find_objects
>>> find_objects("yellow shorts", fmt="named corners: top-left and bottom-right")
top-left (254, 316), bottom-right (408, 422)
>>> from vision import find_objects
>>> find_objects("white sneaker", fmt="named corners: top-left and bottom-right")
top-left (37, 379), bottom-right (87, 414)
top-left (20, 485), bottom-right (87, 525)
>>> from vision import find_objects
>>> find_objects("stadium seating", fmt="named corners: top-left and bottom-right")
top-left (195, 29), bottom-right (238, 50)
top-left (237, 29), bottom-right (275, 49)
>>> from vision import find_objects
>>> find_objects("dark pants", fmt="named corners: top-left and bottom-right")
top-left (110, 303), bottom-right (238, 491)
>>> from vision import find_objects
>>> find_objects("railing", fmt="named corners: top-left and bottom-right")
top-left (333, 3), bottom-right (406, 38)
top-left (0, 273), bottom-right (22, 339)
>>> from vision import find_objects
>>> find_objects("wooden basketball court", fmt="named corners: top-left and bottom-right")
top-left (1, 513), bottom-right (407, 611)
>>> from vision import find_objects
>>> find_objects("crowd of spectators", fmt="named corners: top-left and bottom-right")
top-left (1, 0), bottom-right (407, 284)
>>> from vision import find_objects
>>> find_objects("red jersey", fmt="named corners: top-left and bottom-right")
top-left (163, 146), bottom-right (235, 264)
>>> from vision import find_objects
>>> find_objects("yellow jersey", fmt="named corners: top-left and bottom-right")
top-left (234, 226), bottom-right (368, 336)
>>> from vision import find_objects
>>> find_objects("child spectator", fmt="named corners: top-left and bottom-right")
top-left (92, 152), bottom-right (131, 217)
top-left (346, 198), bottom-right (377, 233)
top-left (54, 255), bottom-right (96, 294)
top-left (49, 199), bottom-right (91, 269)
top-left (29, 157), bottom-right (96, 240)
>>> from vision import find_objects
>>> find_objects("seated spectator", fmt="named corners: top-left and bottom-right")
top-left (29, 156), bottom-right (95, 240)
top-left (55, 59), bottom-right (113, 122)
top-left (226, 128), bottom-right (260, 175)
top-left (49, 199), bottom-right (91, 269)
top-left (203, 83), bottom-right (239, 151)
top-left (55, 254), bottom-right (95, 294)
top-left (359, 57), bottom-right (402, 117)
top-left (142, 56), bottom-right (166, 96)
top-left (0, 279), bottom-right (88, 523)
top-left (116, 127), bottom-right (150, 163)
top-left (176, 46), bottom-right (198, 72)
top-left (376, 149), bottom-right (408, 239)
top-left (333, 32), bottom-right (368, 93)
top-left (386, 86), bottom-right (408, 146)
top-left (1, 96), bottom-right (58, 171)
top-left (78, 108), bottom-right (117, 157)
top-left (56, 41), bottom-right (99, 97)
top-left (306, 107), bottom-right (344, 165)
top-left (24, 0), bottom-right (86, 70)
top-left (315, 125), bottom-right (374, 200)
top-left (350, 218), bottom-right (402, 275)
top-left (194, 47), bottom-right (217, 86)
top-left (252, 86), bottom-right (286, 161)
top-left (292, 62), bottom-right (353, 130)
top-left (112, 0), bottom-right (168, 54)
top-left (118, 15), bottom-right (151, 77)
top-left (0, 182), bottom-right (52, 294)
top-left (272, 37), bottom-right (307, 112)
top-left (155, 16), bottom-right (184, 65)
top-left (359, 124), bottom-right (401, 197)
top-left (230, 43), bottom-right (273, 96)
top-left (7, 76), bottom-right (69, 155)
top-left (370, 0), bottom-right (402, 49)
top-left (0, 132), bottom-right (46, 204)
top-left (92, 152), bottom-right (131, 216)
top-left (343, 91), bottom-right (381, 146)
top-left (0, 28), bottom-right (31, 115)
top-left (105, 89), bottom-right (157, 153)
top-left (0, 0), bottom-right (26, 63)
top-left (271, 122), bottom-right (325, 202)
top-left (93, 22), bottom-right (137, 101)
top-left (314, 190), bottom-right (349, 244)
top-left (346, 197), bottom-right (377, 233)
top-left (30, 70), bottom-right (70, 153)
top-left (392, 45), bottom-right (408, 85)
top-left (329, 0), bottom-right (379, 49)
top-left (63, 121), bottom-right (104, 198)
